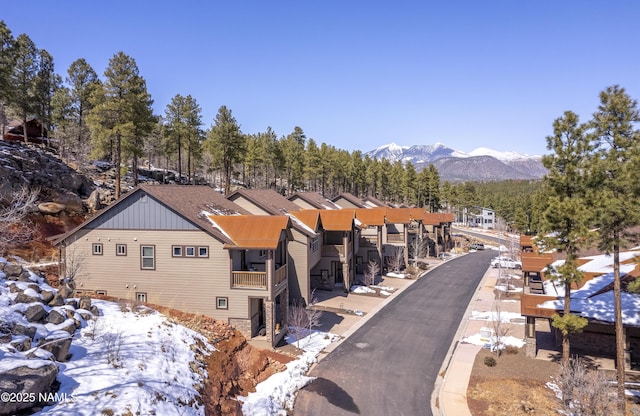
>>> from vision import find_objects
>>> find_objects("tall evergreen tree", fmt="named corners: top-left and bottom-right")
top-left (589, 85), bottom-right (640, 412)
top-left (88, 51), bottom-right (154, 198)
top-left (66, 58), bottom-right (100, 159)
top-left (0, 21), bottom-right (14, 138)
top-left (205, 105), bottom-right (245, 195)
top-left (9, 34), bottom-right (38, 143)
top-left (33, 49), bottom-right (61, 139)
top-left (539, 110), bottom-right (592, 366)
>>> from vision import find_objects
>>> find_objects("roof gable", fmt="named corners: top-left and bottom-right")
top-left (228, 189), bottom-right (301, 215)
top-left (209, 215), bottom-right (290, 249)
top-left (288, 192), bottom-right (340, 210)
top-left (53, 184), bottom-right (247, 245)
top-left (318, 209), bottom-right (357, 231)
top-left (354, 207), bottom-right (386, 226)
top-left (332, 192), bottom-right (366, 208)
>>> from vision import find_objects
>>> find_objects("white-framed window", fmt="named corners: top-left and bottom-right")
top-left (140, 245), bottom-right (155, 270)
top-left (116, 244), bottom-right (127, 256)
top-left (96, 290), bottom-right (107, 296)
top-left (258, 249), bottom-right (267, 258)
top-left (198, 246), bottom-right (209, 257)
top-left (92, 243), bottom-right (103, 255)
top-left (216, 297), bottom-right (228, 310)
top-left (136, 292), bottom-right (147, 303)
top-left (185, 246), bottom-right (196, 257)
top-left (310, 237), bottom-right (319, 252)
top-left (172, 246), bottom-right (183, 257)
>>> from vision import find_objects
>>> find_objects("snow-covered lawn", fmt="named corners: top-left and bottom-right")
top-left (239, 330), bottom-right (338, 415)
top-left (33, 301), bottom-right (212, 416)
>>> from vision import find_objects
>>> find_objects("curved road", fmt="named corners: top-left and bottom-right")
top-left (293, 250), bottom-right (496, 416)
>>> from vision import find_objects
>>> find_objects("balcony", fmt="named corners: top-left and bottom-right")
top-left (387, 233), bottom-right (405, 243)
top-left (321, 244), bottom-right (345, 257)
top-left (232, 271), bottom-right (267, 289)
top-left (231, 264), bottom-right (288, 290)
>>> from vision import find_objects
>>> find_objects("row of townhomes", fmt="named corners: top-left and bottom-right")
top-left (53, 185), bottom-right (454, 347)
top-left (518, 235), bottom-right (640, 369)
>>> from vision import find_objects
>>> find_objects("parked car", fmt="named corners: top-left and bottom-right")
top-left (470, 243), bottom-right (485, 250)
top-left (491, 256), bottom-right (522, 269)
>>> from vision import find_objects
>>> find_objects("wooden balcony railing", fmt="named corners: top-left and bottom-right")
top-left (321, 244), bottom-right (344, 257)
top-left (274, 264), bottom-right (287, 287)
top-left (387, 234), bottom-right (405, 243)
top-left (232, 271), bottom-right (267, 289)
top-left (232, 264), bottom-right (288, 290)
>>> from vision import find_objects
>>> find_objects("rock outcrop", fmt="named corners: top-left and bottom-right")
top-left (0, 261), bottom-right (98, 415)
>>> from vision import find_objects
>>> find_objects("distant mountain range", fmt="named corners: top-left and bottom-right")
top-left (364, 142), bottom-right (547, 182)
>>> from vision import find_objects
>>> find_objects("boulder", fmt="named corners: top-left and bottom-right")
top-left (15, 291), bottom-right (42, 304)
top-left (41, 289), bottom-right (54, 304)
top-left (39, 335), bottom-right (72, 361)
top-left (37, 202), bottom-right (65, 214)
top-left (13, 324), bottom-right (37, 339)
top-left (23, 304), bottom-right (47, 323)
top-left (55, 191), bottom-right (84, 213)
top-left (78, 296), bottom-right (92, 310)
top-left (10, 336), bottom-right (31, 352)
top-left (48, 293), bottom-right (65, 307)
top-left (3, 263), bottom-right (23, 278)
top-left (0, 362), bottom-right (58, 415)
top-left (86, 189), bottom-right (103, 212)
top-left (45, 309), bottom-right (66, 325)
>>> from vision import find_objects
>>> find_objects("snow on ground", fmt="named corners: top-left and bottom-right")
top-left (239, 330), bottom-right (338, 415)
top-left (349, 284), bottom-right (396, 296)
top-left (469, 310), bottom-right (525, 324)
top-left (386, 272), bottom-right (409, 279)
top-left (462, 333), bottom-right (525, 349)
top-left (33, 300), bottom-right (212, 416)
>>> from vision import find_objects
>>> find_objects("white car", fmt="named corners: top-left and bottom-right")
top-left (491, 256), bottom-right (522, 269)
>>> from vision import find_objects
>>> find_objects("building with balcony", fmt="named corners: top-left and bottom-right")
top-left (53, 184), bottom-right (291, 347)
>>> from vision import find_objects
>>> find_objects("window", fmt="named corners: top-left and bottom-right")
top-left (172, 246), bottom-right (183, 257)
top-left (141, 245), bottom-right (155, 269)
top-left (136, 292), bottom-right (147, 303)
top-left (116, 244), bottom-right (127, 256)
top-left (258, 249), bottom-right (267, 258)
top-left (310, 237), bottom-right (319, 252)
top-left (96, 290), bottom-right (107, 296)
top-left (198, 246), bottom-right (209, 257)
top-left (216, 297), bottom-right (228, 309)
top-left (92, 243), bottom-right (103, 255)
top-left (185, 246), bottom-right (195, 257)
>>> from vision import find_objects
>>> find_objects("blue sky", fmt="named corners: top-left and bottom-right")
top-left (3, 1), bottom-right (639, 156)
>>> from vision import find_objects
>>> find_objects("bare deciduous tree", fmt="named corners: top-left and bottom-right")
top-left (363, 260), bottom-right (379, 287)
top-left (287, 291), bottom-right (323, 349)
top-left (388, 246), bottom-right (404, 273)
top-left (410, 236), bottom-right (427, 267)
top-left (0, 186), bottom-right (39, 256)
top-left (554, 356), bottom-right (616, 415)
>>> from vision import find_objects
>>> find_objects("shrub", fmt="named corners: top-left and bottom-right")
top-left (484, 356), bottom-right (497, 367)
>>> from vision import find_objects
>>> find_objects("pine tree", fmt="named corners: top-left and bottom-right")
top-left (87, 51), bottom-right (154, 198)
top-left (589, 85), bottom-right (640, 412)
top-left (0, 21), bottom-right (14, 138)
top-left (204, 105), bottom-right (245, 195)
top-left (66, 58), bottom-right (100, 160)
top-left (33, 49), bottom-right (61, 140)
top-left (539, 110), bottom-right (592, 366)
top-left (9, 33), bottom-right (38, 143)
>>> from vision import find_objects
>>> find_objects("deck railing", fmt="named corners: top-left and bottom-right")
top-left (387, 233), bottom-right (405, 243)
top-left (232, 271), bottom-right (267, 289)
top-left (321, 244), bottom-right (344, 257)
top-left (274, 264), bottom-right (287, 286)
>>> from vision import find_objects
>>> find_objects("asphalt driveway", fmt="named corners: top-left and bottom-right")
top-left (293, 250), bottom-right (495, 416)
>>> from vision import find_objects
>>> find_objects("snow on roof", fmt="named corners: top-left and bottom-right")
top-left (541, 290), bottom-right (640, 326)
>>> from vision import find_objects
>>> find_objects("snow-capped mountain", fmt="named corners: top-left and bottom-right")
top-left (365, 142), bottom-right (545, 182)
